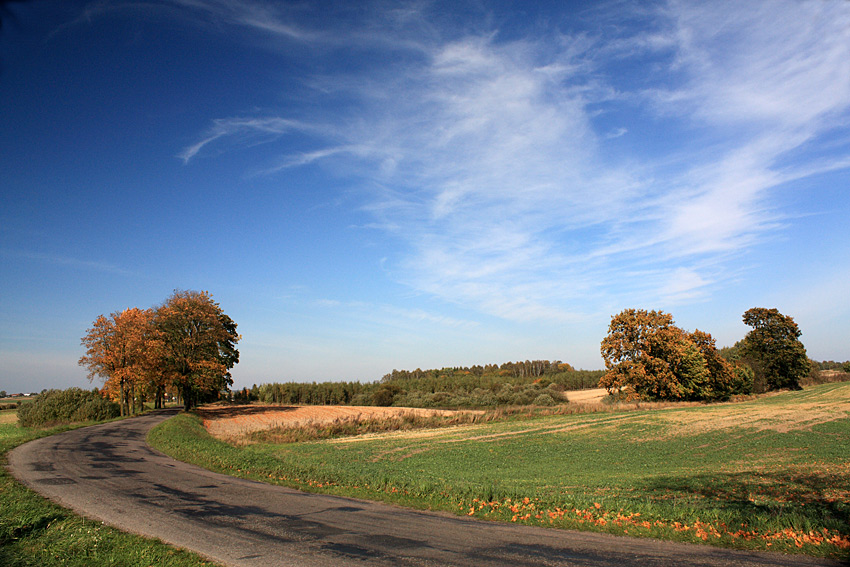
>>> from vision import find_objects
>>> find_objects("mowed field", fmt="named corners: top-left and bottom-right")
top-left (197, 389), bottom-right (609, 444)
top-left (0, 411), bottom-right (18, 425)
top-left (197, 404), bottom-right (482, 442)
top-left (150, 382), bottom-right (850, 559)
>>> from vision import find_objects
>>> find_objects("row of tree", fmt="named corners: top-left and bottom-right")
top-left (79, 290), bottom-right (240, 413)
top-left (257, 381), bottom-right (365, 406)
top-left (599, 307), bottom-right (811, 401)
top-left (381, 360), bottom-right (574, 383)
top-left (76, 292), bottom-right (819, 411)
top-left (812, 360), bottom-right (850, 372)
top-left (247, 368), bottom-right (604, 409)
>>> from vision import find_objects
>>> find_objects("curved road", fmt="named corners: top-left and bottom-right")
top-left (7, 410), bottom-right (839, 567)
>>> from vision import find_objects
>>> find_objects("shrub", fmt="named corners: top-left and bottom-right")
top-left (17, 388), bottom-right (120, 428)
top-left (533, 393), bottom-right (556, 406)
top-left (731, 364), bottom-right (755, 395)
top-left (372, 383), bottom-right (402, 406)
top-left (801, 368), bottom-right (850, 386)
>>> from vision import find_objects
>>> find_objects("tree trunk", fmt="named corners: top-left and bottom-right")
top-left (120, 380), bottom-right (128, 417)
top-left (181, 385), bottom-right (194, 411)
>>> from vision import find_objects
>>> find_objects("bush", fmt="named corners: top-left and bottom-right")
top-left (17, 388), bottom-right (120, 428)
top-left (801, 369), bottom-right (850, 387)
top-left (533, 393), bottom-right (556, 406)
top-left (372, 383), bottom-right (402, 406)
top-left (731, 365), bottom-right (755, 395)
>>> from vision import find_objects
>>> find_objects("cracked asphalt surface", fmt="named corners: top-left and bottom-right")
top-left (6, 410), bottom-right (841, 567)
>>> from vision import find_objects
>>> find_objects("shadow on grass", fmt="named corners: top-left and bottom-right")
top-left (0, 510), bottom-right (66, 545)
top-left (643, 468), bottom-right (850, 529)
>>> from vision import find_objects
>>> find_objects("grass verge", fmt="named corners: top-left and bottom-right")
top-left (149, 383), bottom-right (850, 561)
top-left (0, 409), bottom-right (220, 567)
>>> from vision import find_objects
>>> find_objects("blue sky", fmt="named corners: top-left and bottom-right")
top-left (2, 0), bottom-right (849, 394)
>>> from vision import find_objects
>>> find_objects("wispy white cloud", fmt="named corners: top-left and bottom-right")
top-left (179, 117), bottom-right (305, 163)
top-left (181, 0), bottom-right (850, 322)
top-left (657, 1), bottom-right (850, 129)
top-left (645, 1), bottom-right (850, 259)
top-left (660, 267), bottom-right (710, 303)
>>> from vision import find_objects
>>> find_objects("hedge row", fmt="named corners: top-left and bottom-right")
top-left (17, 388), bottom-right (120, 428)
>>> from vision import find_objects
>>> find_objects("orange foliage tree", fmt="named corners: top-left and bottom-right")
top-left (154, 290), bottom-right (240, 411)
top-left (79, 290), bottom-right (239, 412)
top-left (599, 309), bottom-right (750, 401)
top-left (79, 307), bottom-right (155, 416)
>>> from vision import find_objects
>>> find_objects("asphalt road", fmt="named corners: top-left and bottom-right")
top-left (7, 410), bottom-right (841, 567)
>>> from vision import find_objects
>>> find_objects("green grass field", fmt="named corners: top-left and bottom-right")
top-left (0, 409), bottom-right (219, 567)
top-left (149, 383), bottom-right (850, 560)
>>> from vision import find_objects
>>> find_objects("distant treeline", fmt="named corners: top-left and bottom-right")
top-left (816, 360), bottom-right (850, 372)
top-left (239, 360), bottom-right (604, 408)
top-left (381, 360), bottom-right (573, 382)
top-left (251, 381), bottom-right (364, 406)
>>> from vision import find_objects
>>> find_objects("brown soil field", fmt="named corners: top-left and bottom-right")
top-left (198, 405), bottom-right (479, 441)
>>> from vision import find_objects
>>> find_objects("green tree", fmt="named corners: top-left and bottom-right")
top-left (740, 307), bottom-right (809, 391)
top-left (154, 290), bottom-right (240, 410)
top-left (372, 383), bottom-right (402, 406)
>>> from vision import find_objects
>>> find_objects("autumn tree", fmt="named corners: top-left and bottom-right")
top-left (154, 290), bottom-right (240, 410)
top-left (689, 330), bottom-right (752, 398)
top-left (79, 307), bottom-right (155, 416)
top-left (739, 307), bottom-right (809, 391)
top-left (599, 309), bottom-right (747, 401)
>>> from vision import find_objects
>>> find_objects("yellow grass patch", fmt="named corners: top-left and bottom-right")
top-left (652, 386), bottom-right (850, 437)
top-left (563, 388), bottom-right (608, 404)
top-left (0, 412), bottom-right (18, 425)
